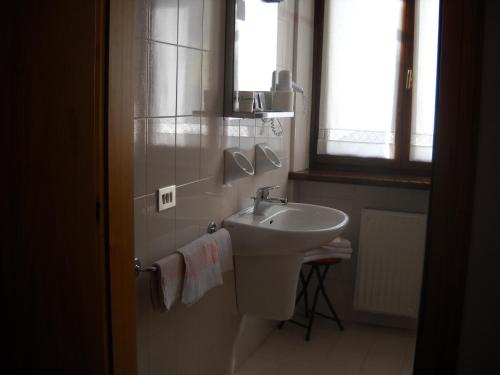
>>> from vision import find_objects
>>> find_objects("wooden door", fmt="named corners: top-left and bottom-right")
top-left (2, 0), bottom-right (137, 373)
top-left (414, 0), bottom-right (484, 373)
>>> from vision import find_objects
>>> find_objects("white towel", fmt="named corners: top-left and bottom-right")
top-left (178, 234), bottom-right (223, 306)
top-left (321, 237), bottom-right (353, 254)
top-left (307, 247), bottom-right (353, 257)
top-left (304, 248), bottom-right (353, 263)
top-left (303, 237), bottom-right (353, 263)
top-left (321, 245), bottom-right (352, 254)
top-left (209, 228), bottom-right (233, 272)
top-left (150, 253), bottom-right (184, 312)
top-left (326, 237), bottom-right (351, 248)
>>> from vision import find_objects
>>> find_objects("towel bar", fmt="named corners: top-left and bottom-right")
top-left (134, 257), bottom-right (157, 276)
top-left (135, 221), bottom-right (218, 276)
top-left (207, 221), bottom-right (217, 234)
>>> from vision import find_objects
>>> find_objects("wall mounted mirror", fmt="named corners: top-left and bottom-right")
top-left (225, 0), bottom-right (294, 118)
top-left (234, 0), bottom-right (278, 93)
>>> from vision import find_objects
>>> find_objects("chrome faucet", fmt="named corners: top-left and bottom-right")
top-left (252, 185), bottom-right (288, 215)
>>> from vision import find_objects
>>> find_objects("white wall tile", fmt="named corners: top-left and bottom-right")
top-left (134, 119), bottom-right (147, 197)
top-left (149, 42), bottom-right (177, 117)
top-left (147, 118), bottom-right (176, 194)
top-left (178, 0), bottom-right (203, 49)
top-left (135, 39), bottom-right (149, 118)
top-left (150, 0), bottom-right (178, 44)
top-left (175, 116), bottom-right (201, 185)
top-left (177, 47), bottom-right (202, 116)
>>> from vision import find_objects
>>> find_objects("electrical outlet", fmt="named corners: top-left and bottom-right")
top-left (158, 185), bottom-right (176, 211)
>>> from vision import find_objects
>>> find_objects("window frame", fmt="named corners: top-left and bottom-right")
top-left (309, 0), bottom-right (436, 176)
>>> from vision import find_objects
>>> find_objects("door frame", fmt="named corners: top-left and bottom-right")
top-left (107, 0), bottom-right (137, 374)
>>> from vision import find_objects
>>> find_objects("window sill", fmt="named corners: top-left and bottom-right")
top-left (288, 169), bottom-right (431, 190)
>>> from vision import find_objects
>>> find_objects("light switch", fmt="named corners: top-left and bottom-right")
top-left (158, 185), bottom-right (176, 211)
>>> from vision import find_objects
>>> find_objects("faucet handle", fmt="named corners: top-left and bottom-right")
top-left (255, 185), bottom-right (280, 199)
top-left (257, 185), bottom-right (280, 192)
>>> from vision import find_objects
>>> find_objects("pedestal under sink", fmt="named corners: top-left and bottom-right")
top-left (224, 203), bottom-right (348, 320)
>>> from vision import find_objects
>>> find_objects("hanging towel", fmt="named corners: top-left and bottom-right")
top-left (210, 228), bottom-right (233, 272)
top-left (178, 234), bottom-right (223, 305)
top-left (150, 253), bottom-right (184, 312)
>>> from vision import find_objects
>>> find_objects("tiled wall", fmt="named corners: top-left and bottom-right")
top-left (133, 1), bottom-right (295, 374)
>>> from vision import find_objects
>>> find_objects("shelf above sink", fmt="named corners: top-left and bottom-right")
top-left (224, 111), bottom-right (294, 120)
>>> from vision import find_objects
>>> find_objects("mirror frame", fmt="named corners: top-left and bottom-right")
top-left (223, 0), bottom-right (284, 117)
top-left (223, 0), bottom-right (237, 117)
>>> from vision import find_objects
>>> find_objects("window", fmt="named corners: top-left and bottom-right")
top-left (311, 0), bottom-right (440, 174)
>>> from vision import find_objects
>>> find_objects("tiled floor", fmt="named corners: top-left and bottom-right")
top-left (235, 321), bottom-right (416, 375)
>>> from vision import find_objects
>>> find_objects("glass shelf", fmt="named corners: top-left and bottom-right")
top-left (224, 111), bottom-right (294, 120)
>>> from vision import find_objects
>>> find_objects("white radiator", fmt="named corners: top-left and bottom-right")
top-left (354, 209), bottom-right (427, 318)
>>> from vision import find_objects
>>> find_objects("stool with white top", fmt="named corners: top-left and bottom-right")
top-left (279, 237), bottom-right (353, 341)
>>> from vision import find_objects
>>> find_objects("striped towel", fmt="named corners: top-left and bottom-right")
top-left (151, 253), bottom-right (184, 312)
top-left (178, 234), bottom-right (223, 305)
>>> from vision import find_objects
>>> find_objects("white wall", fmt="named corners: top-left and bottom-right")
top-left (290, 0), bottom-right (314, 172)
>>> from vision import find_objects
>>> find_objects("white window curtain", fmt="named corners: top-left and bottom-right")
top-left (317, 0), bottom-right (439, 163)
top-left (410, 0), bottom-right (440, 162)
top-left (318, 0), bottom-right (404, 159)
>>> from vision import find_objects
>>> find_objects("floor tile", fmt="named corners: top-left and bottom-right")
top-left (235, 323), bottom-right (416, 375)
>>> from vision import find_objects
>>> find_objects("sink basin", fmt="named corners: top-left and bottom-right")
top-left (223, 203), bottom-right (349, 320)
top-left (224, 203), bottom-right (348, 255)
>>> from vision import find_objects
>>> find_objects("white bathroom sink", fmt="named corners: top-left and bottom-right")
top-left (224, 203), bottom-right (349, 255)
top-left (223, 203), bottom-right (349, 320)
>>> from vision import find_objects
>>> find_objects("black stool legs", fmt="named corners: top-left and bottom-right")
top-left (280, 261), bottom-right (344, 341)
top-left (313, 264), bottom-right (344, 331)
top-left (305, 266), bottom-right (323, 340)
